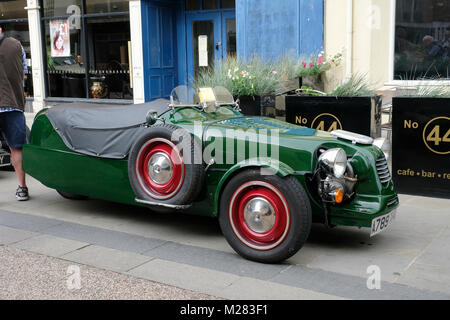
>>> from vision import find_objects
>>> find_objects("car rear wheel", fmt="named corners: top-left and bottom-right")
top-left (219, 169), bottom-right (312, 263)
top-left (128, 124), bottom-right (204, 211)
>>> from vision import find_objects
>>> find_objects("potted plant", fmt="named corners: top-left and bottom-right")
top-left (391, 84), bottom-right (450, 198)
top-left (285, 74), bottom-right (382, 138)
top-left (193, 56), bottom-right (283, 116)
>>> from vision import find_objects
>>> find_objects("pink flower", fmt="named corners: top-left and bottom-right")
top-left (318, 56), bottom-right (323, 64)
top-left (302, 62), bottom-right (307, 68)
top-left (309, 62), bottom-right (314, 68)
top-left (272, 70), bottom-right (278, 75)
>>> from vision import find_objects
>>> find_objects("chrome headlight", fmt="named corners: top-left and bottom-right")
top-left (318, 148), bottom-right (348, 178)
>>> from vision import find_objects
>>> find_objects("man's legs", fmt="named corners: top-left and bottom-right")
top-left (10, 147), bottom-right (26, 187)
top-left (0, 111), bottom-right (29, 200)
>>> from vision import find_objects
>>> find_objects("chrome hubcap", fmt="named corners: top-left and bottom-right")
top-left (148, 152), bottom-right (173, 185)
top-left (244, 197), bottom-right (276, 233)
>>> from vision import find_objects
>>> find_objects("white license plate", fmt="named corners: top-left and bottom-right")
top-left (370, 210), bottom-right (396, 237)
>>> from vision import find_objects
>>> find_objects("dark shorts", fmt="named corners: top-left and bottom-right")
top-left (0, 111), bottom-right (27, 149)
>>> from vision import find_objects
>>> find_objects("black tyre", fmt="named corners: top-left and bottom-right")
top-left (128, 124), bottom-right (204, 210)
top-left (57, 190), bottom-right (88, 200)
top-left (219, 169), bottom-right (312, 263)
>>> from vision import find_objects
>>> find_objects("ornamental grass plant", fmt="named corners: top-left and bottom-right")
top-left (193, 56), bottom-right (284, 97)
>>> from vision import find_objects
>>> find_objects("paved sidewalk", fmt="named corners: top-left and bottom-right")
top-left (1, 163), bottom-right (450, 299)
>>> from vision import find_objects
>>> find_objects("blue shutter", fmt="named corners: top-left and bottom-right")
top-left (236, 0), bottom-right (324, 60)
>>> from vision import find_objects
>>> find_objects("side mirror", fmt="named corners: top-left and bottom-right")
top-left (146, 109), bottom-right (159, 126)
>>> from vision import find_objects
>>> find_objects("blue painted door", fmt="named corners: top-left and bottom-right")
top-left (143, 2), bottom-right (178, 101)
top-left (186, 12), bottom-right (221, 81)
top-left (186, 10), bottom-right (236, 81)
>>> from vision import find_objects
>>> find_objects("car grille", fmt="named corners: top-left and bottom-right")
top-left (376, 156), bottom-right (391, 184)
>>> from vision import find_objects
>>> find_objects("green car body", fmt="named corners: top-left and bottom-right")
top-left (23, 105), bottom-right (398, 230)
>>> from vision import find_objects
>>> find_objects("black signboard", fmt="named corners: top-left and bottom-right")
top-left (392, 97), bottom-right (450, 199)
top-left (285, 96), bottom-right (381, 137)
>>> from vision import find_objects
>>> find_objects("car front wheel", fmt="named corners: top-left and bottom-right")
top-left (219, 169), bottom-right (312, 263)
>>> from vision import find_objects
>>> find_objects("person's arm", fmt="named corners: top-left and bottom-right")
top-left (21, 45), bottom-right (28, 79)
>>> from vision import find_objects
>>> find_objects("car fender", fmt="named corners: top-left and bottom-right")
top-left (213, 158), bottom-right (295, 215)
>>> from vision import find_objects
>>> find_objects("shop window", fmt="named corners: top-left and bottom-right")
top-left (86, 0), bottom-right (129, 14)
top-left (42, 0), bottom-right (82, 17)
top-left (186, 0), bottom-right (201, 11)
top-left (221, 0), bottom-right (235, 9)
top-left (187, 0), bottom-right (234, 11)
top-left (86, 16), bottom-right (132, 99)
top-left (203, 0), bottom-right (218, 10)
top-left (226, 18), bottom-right (236, 57)
top-left (394, 0), bottom-right (450, 80)
top-left (0, 1), bottom-right (33, 97)
top-left (0, 0), bottom-right (28, 19)
top-left (42, 0), bottom-right (132, 100)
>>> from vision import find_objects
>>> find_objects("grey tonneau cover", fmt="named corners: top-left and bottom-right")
top-left (46, 99), bottom-right (169, 159)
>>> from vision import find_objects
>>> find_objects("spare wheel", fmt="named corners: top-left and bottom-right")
top-left (128, 124), bottom-right (204, 208)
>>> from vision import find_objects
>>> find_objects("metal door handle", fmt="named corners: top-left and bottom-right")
top-left (216, 42), bottom-right (222, 50)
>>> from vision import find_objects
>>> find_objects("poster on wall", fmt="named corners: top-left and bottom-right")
top-left (50, 20), bottom-right (70, 57)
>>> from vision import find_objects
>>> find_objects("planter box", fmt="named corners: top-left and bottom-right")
top-left (237, 95), bottom-right (276, 116)
top-left (392, 97), bottom-right (450, 199)
top-left (285, 95), bottom-right (382, 137)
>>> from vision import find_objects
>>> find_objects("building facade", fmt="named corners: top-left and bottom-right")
top-left (0, 0), bottom-right (447, 113)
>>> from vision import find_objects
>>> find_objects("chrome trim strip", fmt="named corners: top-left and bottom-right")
top-left (135, 198), bottom-right (192, 210)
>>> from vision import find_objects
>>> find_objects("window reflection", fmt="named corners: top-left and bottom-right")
top-left (394, 0), bottom-right (450, 80)
top-left (0, 0), bottom-right (28, 19)
top-left (42, 0), bottom-right (81, 17)
top-left (86, 0), bottom-right (130, 14)
top-left (42, 1), bottom-right (132, 100)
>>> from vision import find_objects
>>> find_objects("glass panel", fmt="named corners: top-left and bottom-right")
top-left (394, 0), bottom-right (450, 80)
top-left (203, 0), bottom-right (218, 10)
top-left (186, 0), bottom-right (201, 11)
top-left (0, 21), bottom-right (32, 97)
top-left (86, 0), bottom-right (130, 14)
top-left (221, 0), bottom-right (235, 9)
top-left (45, 20), bottom-right (85, 98)
top-left (226, 18), bottom-right (236, 57)
top-left (0, 0), bottom-right (28, 20)
top-left (86, 15), bottom-right (132, 99)
top-left (42, 0), bottom-right (82, 18)
top-left (193, 20), bottom-right (214, 77)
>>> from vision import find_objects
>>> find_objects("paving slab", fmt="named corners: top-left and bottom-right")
top-left (60, 245), bottom-right (152, 273)
top-left (0, 225), bottom-right (38, 245)
top-left (219, 276), bottom-right (346, 300)
top-left (415, 226), bottom-right (450, 268)
top-left (395, 262), bottom-right (450, 295)
top-left (43, 221), bottom-right (168, 254)
top-left (271, 263), bottom-right (449, 300)
top-left (128, 258), bottom-right (241, 296)
top-left (143, 241), bottom-right (290, 281)
top-left (12, 234), bottom-right (88, 258)
top-left (0, 209), bottom-right (63, 233)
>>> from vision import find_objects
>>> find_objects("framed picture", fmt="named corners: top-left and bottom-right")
top-left (50, 20), bottom-right (70, 57)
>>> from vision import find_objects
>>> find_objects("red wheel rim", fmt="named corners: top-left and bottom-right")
top-left (229, 181), bottom-right (291, 251)
top-left (135, 138), bottom-right (185, 200)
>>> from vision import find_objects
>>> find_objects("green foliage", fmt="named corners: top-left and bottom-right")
top-left (193, 56), bottom-right (283, 97)
top-left (405, 85), bottom-right (450, 98)
top-left (327, 74), bottom-right (376, 97)
top-left (296, 52), bottom-right (343, 78)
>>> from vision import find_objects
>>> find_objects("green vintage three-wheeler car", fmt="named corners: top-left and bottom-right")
top-left (23, 86), bottom-right (399, 263)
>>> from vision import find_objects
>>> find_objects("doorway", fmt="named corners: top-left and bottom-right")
top-left (186, 0), bottom-right (236, 80)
